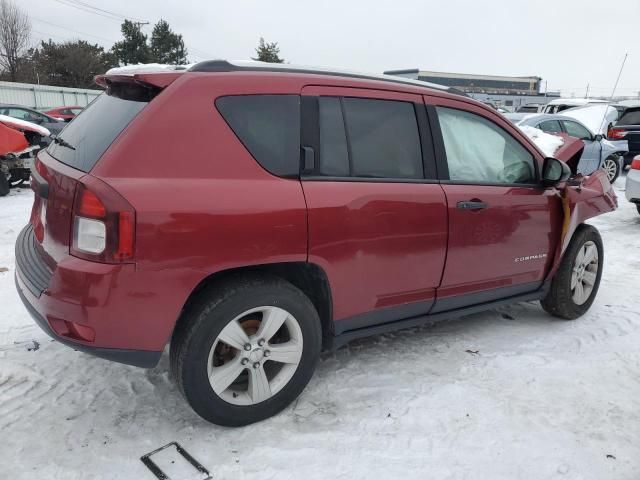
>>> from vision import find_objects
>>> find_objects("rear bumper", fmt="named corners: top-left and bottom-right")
top-left (15, 274), bottom-right (161, 368)
top-left (13, 224), bottom-right (177, 368)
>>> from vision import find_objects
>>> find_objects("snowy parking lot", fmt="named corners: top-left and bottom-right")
top-left (1, 177), bottom-right (639, 480)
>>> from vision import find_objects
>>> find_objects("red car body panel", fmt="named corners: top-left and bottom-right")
top-left (44, 106), bottom-right (83, 121)
top-left (15, 69), bottom-right (617, 366)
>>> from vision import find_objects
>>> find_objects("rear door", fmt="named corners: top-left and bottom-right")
top-left (560, 119), bottom-right (602, 174)
top-left (426, 96), bottom-right (561, 311)
top-left (300, 86), bottom-right (448, 330)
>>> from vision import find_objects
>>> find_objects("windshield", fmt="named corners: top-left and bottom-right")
top-left (46, 93), bottom-right (147, 172)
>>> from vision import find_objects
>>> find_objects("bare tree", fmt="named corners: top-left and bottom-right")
top-left (0, 0), bottom-right (30, 81)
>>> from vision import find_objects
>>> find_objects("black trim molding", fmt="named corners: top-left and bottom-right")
top-left (330, 281), bottom-right (549, 350)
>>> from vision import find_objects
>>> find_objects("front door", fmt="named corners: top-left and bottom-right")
top-left (427, 97), bottom-right (562, 312)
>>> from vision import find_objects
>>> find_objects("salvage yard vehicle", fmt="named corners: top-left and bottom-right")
top-left (44, 106), bottom-right (84, 122)
top-left (505, 113), bottom-right (626, 182)
top-left (0, 104), bottom-right (64, 142)
top-left (14, 61), bottom-right (617, 426)
top-left (609, 106), bottom-right (640, 168)
top-left (625, 155), bottom-right (640, 215)
top-left (0, 115), bottom-right (50, 195)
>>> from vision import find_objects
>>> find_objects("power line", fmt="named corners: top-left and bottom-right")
top-left (32, 17), bottom-right (118, 43)
top-left (50, 0), bottom-right (146, 22)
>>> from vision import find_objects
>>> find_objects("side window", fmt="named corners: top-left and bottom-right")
top-left (538, 120), bottom-right (562, 134)
top-left (216, 95), bottom-right (300, 177)
top-left (316, 97), bottom-right (423, 179)
top-left (318, 97), bottom-right (349, 176)
top-left (436, 107), bottom-right (536, 184)
top-left (561, 121), bottom-right (591, 141)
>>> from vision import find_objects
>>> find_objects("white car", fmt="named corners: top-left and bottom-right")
top-left (625, 156), bottom-right (640, 215)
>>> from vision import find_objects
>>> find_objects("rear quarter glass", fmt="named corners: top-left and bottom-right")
top-left (46, 93), bottom-right (148, 173)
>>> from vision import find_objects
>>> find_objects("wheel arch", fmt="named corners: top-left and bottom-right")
top-left (172, 262), bottom-right (334, 350)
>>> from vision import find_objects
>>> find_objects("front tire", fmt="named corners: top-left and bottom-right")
top-left (170, 275), bottom-right (322, 426)
top-left (541, 224), bottom-right (603, 319)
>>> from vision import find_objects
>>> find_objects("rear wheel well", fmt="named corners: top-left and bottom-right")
top-left (175, 262), bottom-right (334, 349)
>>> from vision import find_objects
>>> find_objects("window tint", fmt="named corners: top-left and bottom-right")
top-left (341, 98), bottom-right (422, 179)
top-left (618, 109), bottom-right (640, 125)
top-left (318, 97), bottom-right (349, 176)
top-left (561, 120), bottom-right (591, 140)
top-left (216, 95), bottom-right (300, 177)
top-left (47, 93), bottom-right (148, 172)
top-left (436, 107), bottom-right (536, 184)
top-left (538, 120), bottom-right (562, 134)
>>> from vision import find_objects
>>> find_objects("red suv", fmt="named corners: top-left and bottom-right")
top-left (15, 61), bottom-right (616, 426)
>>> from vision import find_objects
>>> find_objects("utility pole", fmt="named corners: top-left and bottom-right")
top-left (585, 83), bottom-right (589, 98)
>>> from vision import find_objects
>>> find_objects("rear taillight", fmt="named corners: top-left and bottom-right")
top-left (71, 180), bottom-right (135, 263)
top-left (631, 156), bottom-right (640, 170)
top-left (608, 127), bottom-right (627, 140)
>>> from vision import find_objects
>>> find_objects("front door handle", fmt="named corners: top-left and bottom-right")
top-left (457, 200), bottom-right (488, 210)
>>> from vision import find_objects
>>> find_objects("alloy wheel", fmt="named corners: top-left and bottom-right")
top-left (571, 240), bottom-right (599, 305)
top-left (602, 158), bottom-right (618, 183)
top-left (206, 306), bottom-right (303, 406)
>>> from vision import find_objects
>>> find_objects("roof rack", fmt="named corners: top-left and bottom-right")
top-left (188, 60), bottom-right (466, 96)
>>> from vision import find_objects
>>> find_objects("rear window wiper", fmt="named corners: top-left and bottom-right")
top-left (52, 135), bottom-right (76, 151)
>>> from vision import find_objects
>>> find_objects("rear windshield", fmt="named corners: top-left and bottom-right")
top-left (618, 108), bottom-right (640, 126)
top-left (47, 93), bottom-right (147, 172)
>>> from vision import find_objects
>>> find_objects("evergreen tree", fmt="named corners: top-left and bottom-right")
top-left (29, 40), bottom-right (117, 88)
top-left (112, 20), bottom-right (149, 65)
top-left (150, 19), bottom-right (188, 64)
top-left (253, 37), bottom-right (284, 63)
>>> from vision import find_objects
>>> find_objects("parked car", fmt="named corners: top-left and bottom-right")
top-left (504, 113), bottom-right (626, 182)
top-left (517, 103), bottom-right (544, 113)
top-left (0, 105), bottom-right (64, 143)
top-left (625, 155), bottom-right (640, 214)
top-left (15, 61), bottom-right (617, 427)
top-left (543, 98), bottom-right (608, 114)
top-left (0, 115), bottom-right (50, 195)
top-left (608, 106), bottom-right (640, 167)
top-left (44, 106), bottom-right (84, 122)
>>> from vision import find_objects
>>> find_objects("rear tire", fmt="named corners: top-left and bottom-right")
top-left (0, 174), bottom-right (9, 197)
top-left (170, 275), bottom-right (322, 426)
top-left (636, 204), bottom-right (640, 216)
top-left (541, 224), bottom-right (603, 319)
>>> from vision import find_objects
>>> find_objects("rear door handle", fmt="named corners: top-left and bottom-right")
top-left (457, 200), bottom-right (488, 210)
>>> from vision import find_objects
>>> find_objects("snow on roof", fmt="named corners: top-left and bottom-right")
top-left (105, 63), bottom-right (195, 76)
top-left (0, 114), bottom-right (50, 137)
top-left (518, 125), bottom-right (564, 157)
top-left (560, 104), bottom-right (618, 135)
top-left (546, 98), bottom-right (608, 106)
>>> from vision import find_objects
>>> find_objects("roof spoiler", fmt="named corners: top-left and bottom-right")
top-left (94, 72), bottom-right (182, 90)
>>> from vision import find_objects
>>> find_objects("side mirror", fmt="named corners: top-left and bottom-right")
top-left (594, 134), bottom-right (604, 142)
top-left (542, 157), bottom-right (571, 186)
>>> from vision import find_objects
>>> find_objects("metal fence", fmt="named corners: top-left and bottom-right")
top-left (0, 81), bottom-right (102, 109)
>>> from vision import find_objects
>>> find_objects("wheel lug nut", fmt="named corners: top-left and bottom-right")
top-left (241, 358), bottom-right (249, 365)
top-left (258, 339), bottom-right (265, 347)
top-left (264, 350), bottom-right (270, 357)
top-left (253, 362), bottom-right (260, 369)
top-left (244, 344), bottom-right (251, 351)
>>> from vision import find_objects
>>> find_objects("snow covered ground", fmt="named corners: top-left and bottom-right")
top-left (1, 178), bottom-right (639, 480)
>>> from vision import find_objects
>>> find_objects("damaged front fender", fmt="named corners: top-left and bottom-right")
top-left (547, 170), bottom-right (617, 279)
